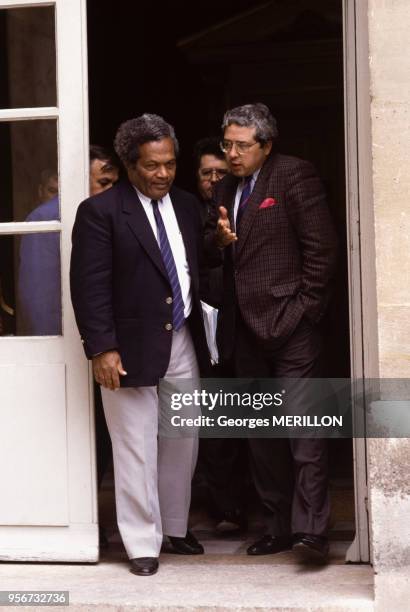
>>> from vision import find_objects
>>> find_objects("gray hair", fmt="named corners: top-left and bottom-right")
top-left (222, 103), bottom-right (278, 144)
top-left (114, 113), bottom-right (179, 165)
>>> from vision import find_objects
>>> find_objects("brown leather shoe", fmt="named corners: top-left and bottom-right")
top-left (130, 557), bottom-right (159, 576)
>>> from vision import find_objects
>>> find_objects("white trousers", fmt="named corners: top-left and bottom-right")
top-left (101, 324), bottom-right (200, 558)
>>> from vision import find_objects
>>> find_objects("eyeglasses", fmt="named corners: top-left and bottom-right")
top-left (199, 168), bottom-right (229, 180)
top-left (220, 140), bottom-right (259, 155)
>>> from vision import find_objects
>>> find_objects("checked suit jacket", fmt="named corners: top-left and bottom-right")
top-left (204, 152), bottom-right (339, 362)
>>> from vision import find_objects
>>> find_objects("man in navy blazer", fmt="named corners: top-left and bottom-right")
top-left (70, 114), bottom-right (209, 576)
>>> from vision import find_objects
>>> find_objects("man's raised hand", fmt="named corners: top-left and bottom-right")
top-left (216, 206), bottom-right (237, 247)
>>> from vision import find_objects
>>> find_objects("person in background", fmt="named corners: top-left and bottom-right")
top-left (18, 146), bottom-right (119, 336)
top-left (0, 169), bottom-right (58, 337)
top-left (89, 145), bottom-right (121, 195)
top-left (194, 137), bottom-right (228, 223)
top-left (194, 137), bottom-right (227, 309)
top-left (37, 168), bottom-right (59, 204)
top-left (193, 137), bottom-right (248, 536)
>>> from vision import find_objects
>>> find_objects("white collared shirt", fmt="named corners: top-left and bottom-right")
top-left (134, 187), bottom-right (192, 319)
top-left (233, 168), bottom-right (261, 230)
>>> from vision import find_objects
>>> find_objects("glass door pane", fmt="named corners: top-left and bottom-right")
top-left (0, 233), bottom-right (62, 336)
top-left (0, 6), bottom-right (56, 108)
top-left (0, 119), bottom-right (59, 222)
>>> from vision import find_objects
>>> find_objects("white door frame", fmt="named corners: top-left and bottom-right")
top-left (0, 0), bottom-right (375, 564)
top-left (343, 0), bottom-right (377, 563)
top-left (0, 0), bottom-right (95, 561)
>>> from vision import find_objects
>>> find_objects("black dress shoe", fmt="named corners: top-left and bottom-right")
top-left (168, 530), bottom-right (204, 555)
top-left (130, 557), bottom-right (159, 576)
top-left (292, 534), bottom-right (329, 563)
top-left (247, 534), bottom-right (293, 556)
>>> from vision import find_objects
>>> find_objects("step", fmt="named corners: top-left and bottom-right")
top-left (0, 543), bottom-right (374, 612)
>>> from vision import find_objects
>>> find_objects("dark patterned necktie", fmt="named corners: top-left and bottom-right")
top-left (236, 174), bottom-right (253, 231)
top-left (151, 200), bottom-right (185, 331)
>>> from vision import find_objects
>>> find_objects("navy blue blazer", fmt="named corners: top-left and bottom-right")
top-left (70, 179), bottom-right (210, 386)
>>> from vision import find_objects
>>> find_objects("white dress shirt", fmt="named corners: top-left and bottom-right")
top-left (134, 187), bottom-right (192, 319)
top-left (233, 168), bottom-right (261, 230)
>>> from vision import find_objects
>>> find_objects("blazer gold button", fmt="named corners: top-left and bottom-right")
top-left (165, 323), bottom-right (173, 331)
top-left (166, 297), bottom-right (173, 304)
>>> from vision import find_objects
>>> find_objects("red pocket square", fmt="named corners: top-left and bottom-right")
top-left (259, 198), bottom-right (278, 209)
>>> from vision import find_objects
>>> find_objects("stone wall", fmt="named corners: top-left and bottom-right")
top-left (367, 1), bottom-right (410, 609)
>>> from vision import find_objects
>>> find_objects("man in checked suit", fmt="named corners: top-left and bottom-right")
top-left (205, 103), bottom-right (338, 562)
top-left (70, 114), bottom-right (209, 576)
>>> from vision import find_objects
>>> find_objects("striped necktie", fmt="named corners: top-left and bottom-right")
top-left (236, 174), bottom-right (253, 231)
top-left (151, 200), bottom-right (185, 331)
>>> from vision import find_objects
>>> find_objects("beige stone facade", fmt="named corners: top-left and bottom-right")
top-left (367, 1), bottom-right (410, 609)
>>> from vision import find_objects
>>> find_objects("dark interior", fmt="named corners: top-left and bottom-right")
top-left (0, 0), bottom-right (353, 538)
top-left (87, 0), bottom-right (353, 536)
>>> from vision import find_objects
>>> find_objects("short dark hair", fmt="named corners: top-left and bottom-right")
top-left (222, 103), bottom-right (278, 145)
top-left (89, 145), bottom-right (119, 170)
top-left (193, 137), bottom-right (225, 172)
top-left (38, 168), bottom-right (58, 186)
top-left (114, 114), bottom-right (179, 166)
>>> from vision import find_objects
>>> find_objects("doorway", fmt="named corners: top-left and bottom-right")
top-left (87, 0), bottom-right (362, 561)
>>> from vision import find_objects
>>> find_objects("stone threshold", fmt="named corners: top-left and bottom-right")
top-left (0, 542), bottom-right (374, 612)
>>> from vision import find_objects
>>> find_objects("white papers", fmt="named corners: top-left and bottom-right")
top-left (200, 301), bottom-right (219, 365)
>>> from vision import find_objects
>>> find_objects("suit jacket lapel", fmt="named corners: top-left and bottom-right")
top-left (236, 155), bottom-right (277, 258)
top-left (119, 180), bottom-right (168, 281)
